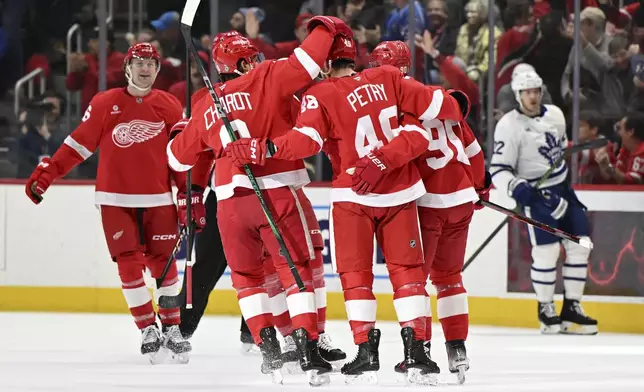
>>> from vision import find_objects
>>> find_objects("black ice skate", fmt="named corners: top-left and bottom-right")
top-left (281, 334), bottom-right (302, 374)
top-left (340, 328), bottom-right (380, 384)
top-left (398, 327), bottom-right (440, 386)
top-left (162, 324), bottom-right (192, 364)
top-left (318, 332), bottom-right (347, 363)
top-left (292, 328), bottom-right (333, 386)
top-left (446, 339), bottom-right (470, 385)
top-left (258, 327), bottom-right (284, 384)
top-left (140, 324), bottom-right (165, 364)
top-left (240, 317), bottom-right (260, 355)
top-left (538, 302), bottom-right (562, 334)
top-left (560, 299), bottom-right (598, 335)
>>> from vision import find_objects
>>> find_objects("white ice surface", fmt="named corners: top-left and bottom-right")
top-left (1, 313), bottom-right (643, 392)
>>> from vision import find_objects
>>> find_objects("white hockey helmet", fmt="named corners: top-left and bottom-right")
top-left (511, 71), bottom-right (543, 106)
top-left (511, 63), bottom-right (535, 80)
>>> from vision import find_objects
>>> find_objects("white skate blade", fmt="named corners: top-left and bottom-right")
top-left (540, 322), bottom-right (561, 334)
top-left (270, 369), bottom-right (284, 384)
top-left (344, 371), bottom-right (378, 385)
top-left (167, 351), bottom-right (190, 364)
top-left (241, 342), bottom-right (261, 356)
top-left (283, 361), bottom-right (304, 375)
top-left (307, 370), bottom-right (331, 387)
top-left (560, 321), bottom-right (598, 335)
top-left (454, 364), bottom-right (467, 385)
top-left (406, 368), bottom-right (438, 386)
top-left (147, 347), bottom-right (169, 365)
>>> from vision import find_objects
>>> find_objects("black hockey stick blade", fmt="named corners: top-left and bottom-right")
top-left (480, 200), bottom-right (593, 249)
top-left (565, 138), bottom-right (609, 156)
top-left (156, 226), bottom-right (188, 309)
top-left (177, 0), bottom-right (305, 292)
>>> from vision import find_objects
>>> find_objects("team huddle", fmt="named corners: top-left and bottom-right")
top-left (24, 13), bottom-right (599, 387)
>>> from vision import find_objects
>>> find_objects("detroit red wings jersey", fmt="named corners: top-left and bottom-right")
top-left (403, 114), bottom-right (485, 208)
top-left (50, 88), bottom-right (183, 206)
top-left (167, 28), bottom-right (334, 200)
top-left (615, 141), bottom-right (644, 184)
top-left (270, 66), bottom-right (465, 207)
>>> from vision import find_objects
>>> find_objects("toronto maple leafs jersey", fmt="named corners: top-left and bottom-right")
top-left (490, 105), bottom-right (568, 195)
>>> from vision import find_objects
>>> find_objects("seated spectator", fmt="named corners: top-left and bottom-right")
top-left (496, 63), bottom-right (552, 117)
top-left (629, 51), bottom-right (644, 112)
top-left (151, 11), bottom-right (186, 64)
top-left (454, 0), bottom-right (502, 83)
top-left (577, 110), bottom-right (613, 184)
top-left (596, 112), bottom-right (644, 184)
top-left (168, 51), bottom-right (209, 109)
top-left (65, 27), bottom-right (126, 112)
top-left (426, 0), bottom-right (458, 56)
top-left (384, 0), bottom-right (426, 41)
top-left (149, 39), bottom-right (182, 91)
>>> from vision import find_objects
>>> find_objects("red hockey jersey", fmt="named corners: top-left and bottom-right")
top-left (167, 27), bottom-right (335, 200)
top-left (268, 66), bottom-right (464, 207)
top-left (403, 114), bottom-right (485, 208)
top-left (615, 141), bottom-right (644, 184)
top-left (49, 88), bottom-right (184, 207)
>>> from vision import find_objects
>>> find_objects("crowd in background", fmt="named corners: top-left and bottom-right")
top-left (0, 0), bottom-right (642, 184)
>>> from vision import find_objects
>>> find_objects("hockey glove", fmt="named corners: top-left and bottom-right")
top-left (224, 138), bottom-right (277, 167)
top-left (474, 170), bottom-right (492, 210)
top-left (539, 189), bottom-right (569, 220)
top-left (177, 187), bottom-right (207, 232)
top-left (25, 157), bottom-right (58, 204)
top-left (349, 149), bottom-right (389, 195)
top-left (448, 89), bottom-right (471, 119)
top-left (306, 16), bottom-right (353, 38)
top-left (508, 177), bottom-right (538, 207)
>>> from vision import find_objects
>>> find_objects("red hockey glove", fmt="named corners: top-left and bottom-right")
top-left (224, 138), bottom-right (271, 167)
top-left (25, 157), bottom-right (58, 204)
top-left (474, 171), bottom-right (492, 210)
top-left (306, 16), bottom-right (353, 38)
top-left (349, 149), bottom-right (389, 195)
top-left (177, 188), bottom-right (206, 232)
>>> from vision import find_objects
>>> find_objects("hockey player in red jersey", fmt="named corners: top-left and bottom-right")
top-left (167, 18), bottom-right (353, 383)
top-left (369, 41), bottom-right (489, 384)
top-left (25, 43), bottom-right (196, 363)
top-left (224, 35), bottom-right (466, 384)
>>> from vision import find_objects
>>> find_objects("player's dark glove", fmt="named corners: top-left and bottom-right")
top-left (448, 89), bottom-right (470, 119)
top-left (25, 157), bottom-right (58, 204)
top-left (474, 170), bottom-right (492, 210)
top-left (539, 189), bottom-right (569, 220)
top-left (307, 16), bottom-right (353, 38)
top-left (349, 149), bottom-right (389, 195)
top-left (177, 186), bottom-right (206, 232)
top-left (508, 177), bottom-right (538, 207)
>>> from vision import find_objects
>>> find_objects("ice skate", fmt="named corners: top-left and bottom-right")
top-left (560, 299), bottom-right (598, 335)
top-left (341, 328), bottom-right (380, 385)
top-left (398, 327), bottom-right (440, 386)
top-left (240, 329), bottom-right (261, 355)
top-left (162, 324), bottom-right (192, 364)
top-left (446, 339), bottom-right (470, 385)
top-left (318, 332), bottom-right (347, 365)
top-left (292, 328), bottom-right (333, 386)
top-left (538, 302), bottom-right (562, 334)
top-left (281, 334), bottom-right (303, 375)
top-left (258, 327), bottom-right (284, 384)
top-left (140, 324), bottom-right (166, 364)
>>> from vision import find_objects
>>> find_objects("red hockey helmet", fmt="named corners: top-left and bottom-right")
top-left (124, 42), bottom-right (161, 69)
top-left (212, 30), bottom-right (260, 75)
top-left (369, 41), bottom-right (411, 74)
top-left (328, 34), bottom-right (356, 63)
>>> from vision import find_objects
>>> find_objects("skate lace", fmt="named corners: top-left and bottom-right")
top-left (141, 325), bottom-right (160, 344)
top-left (282, 335), bottom-right (296, 352)
top-left (318, 333), bottom-right (336, 351)
top-left (541, 302), bottom-right (558, 318)
top-left (164, 325), bottom-right (185, 343)
top-left (572, 302), bottom-right (586, 316)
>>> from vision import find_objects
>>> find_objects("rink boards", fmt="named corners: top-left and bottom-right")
top-left (0, 182), bottom-right (642, 333)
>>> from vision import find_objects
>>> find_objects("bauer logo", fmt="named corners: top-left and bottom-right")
top-left (152, 234), bottom-right (177, 241)
top-left (112, 120), bottom-right (165, 148)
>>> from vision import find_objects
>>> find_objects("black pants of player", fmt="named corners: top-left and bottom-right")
top-left (179, 190), bottom-right (249, 337)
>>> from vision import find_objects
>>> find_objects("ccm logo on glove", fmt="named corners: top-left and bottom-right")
top-left (250, 139), bottom-right (258, 161)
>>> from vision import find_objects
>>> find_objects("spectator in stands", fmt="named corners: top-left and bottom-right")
top-left (577, 110), bottom-right (612, 184)
top-left (426, 0), bottom-right (458, 56)
top-left (168, 51), bottom-right (208, 109)
top-left (25, 38), bottom-right (67, 92)
top-left (496, 63), bottom-right (553, 117)
top-left (454, 0), bottom-right (502, 83)
top-left (384, 0), bottom-right (426, 41)
top-left (151, 11), bottom-right (186, 63)
top-left (496, 0), bottom-right (538, 93)
top-left (628, 51), bottom-right (644, 112)
top-left (596, 112), bottom-right (644, 184)
top-left (65, 27), bottom-right (126, 112)
top-left (13, 94), bottom-right (64, 178)
top-left (246, 12), bottom-right (313, 59)
top-left (149, 39), bottom-right (182, 91)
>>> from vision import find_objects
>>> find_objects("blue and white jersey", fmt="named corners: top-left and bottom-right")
top-left (490, 104), bottom-right (568, 195)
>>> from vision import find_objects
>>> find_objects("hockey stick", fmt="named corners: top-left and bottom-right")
top-left (177, 0), bottom-right (305, 292)
top-left (479, 200), bottom-right (593, 249)
top-left (462, 138), bottom-right (607, 271)
top-left (156, 226), bottom-right (188, 290)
